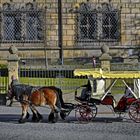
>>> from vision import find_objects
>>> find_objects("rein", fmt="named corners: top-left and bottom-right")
top-left (62, 88), bottom-right (79, 95)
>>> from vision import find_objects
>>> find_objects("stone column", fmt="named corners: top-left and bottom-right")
top-left (7, 46), bottom-right (19, 85)
top-left (99, 45), bottom-right (112, 71)
top-left (99, 45), bottom-right (112, 91)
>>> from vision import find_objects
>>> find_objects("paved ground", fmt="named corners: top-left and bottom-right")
top-left (0, 93), bottom-right (139, 140)
top-left (0, 104), bottom-right (140, 140)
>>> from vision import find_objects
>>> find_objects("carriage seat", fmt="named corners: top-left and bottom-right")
top-left (100, 94), bottom-right (115, 106)
top-left (75, 96), bottom-right (89, 103)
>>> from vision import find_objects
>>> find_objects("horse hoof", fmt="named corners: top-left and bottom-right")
top-left (54, 113), bottom-right (58, 122)
top-left (26, 112), bottom-right (30, 119)
top-left (32, 119), bottom-right (42, 123)
top-left (49, 118), bottom-right (57, 123)
top-left (49, 113), bottom-right (58, 123)
top-left (32, 118), bottom-right (43, 123)
top-left (38, 113), bottom-right (43, 122)
top-left (37, 117), bottom-right (43, 122)
top-left (38, 119), bottom-right (43, 122)
top-left (32, 115), bottom-right (43, 122)
top-left (32, 113), bottom-right (37, 122)
top-left (48, 113), bottom-right (55, 123)
top-left (50, 120), bottom-right (56, 123)
top-left (18, 119), bottom-right (26, 123)
top-left (32, 116), bottom-right (38, 122)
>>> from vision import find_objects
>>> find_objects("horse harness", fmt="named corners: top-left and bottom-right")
top-left (12, 84), bottom-right (34, 105)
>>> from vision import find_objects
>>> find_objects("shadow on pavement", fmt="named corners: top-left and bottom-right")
top-left (0, 114), bottom-right (132, 124)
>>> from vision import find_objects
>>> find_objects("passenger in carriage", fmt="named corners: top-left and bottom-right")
top-left (79, 78), bottom-right (105, 101)
top-left (79, 80), bottom-right (92, 101)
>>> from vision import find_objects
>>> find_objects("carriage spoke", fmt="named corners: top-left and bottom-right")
top-left (75, 104), bottom-right (95, 122)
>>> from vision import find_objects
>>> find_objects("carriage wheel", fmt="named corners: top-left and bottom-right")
top-left (128, 99), bottom-right (140, 123)
top-left (75, 104), bottom-right (97, 122)
top-left (75, 105), bottom-right (92, 122)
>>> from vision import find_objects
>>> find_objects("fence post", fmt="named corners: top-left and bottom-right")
top-left (7, 45), bottom-right (19, 85)
top-left (99, 45), bottom-right (112, 91)
top-left (58, 0), bottom-right (63, 65)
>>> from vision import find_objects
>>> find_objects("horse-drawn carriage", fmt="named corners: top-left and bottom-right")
top-left (7, 69), bottom-right (140, 123)
top-left (61, 69), bottom-right (140, 123)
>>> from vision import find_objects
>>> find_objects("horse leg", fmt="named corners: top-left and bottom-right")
top-left (19, 102), bottom-right (29, 123)
top-left (6, 96), bottom-right (14, 107)
top-left (8, 98), bottom-right (13, 107)
top-left (30, 105), bottom-right (43, 122)
top-left (26, 112), bottom-right (30, 119)
top-left (48, 112), bottom-right (59, 123)
top-left (48, 104), bottom-right (59, 123)
top-left (48, 112), bottom-right (55, 123)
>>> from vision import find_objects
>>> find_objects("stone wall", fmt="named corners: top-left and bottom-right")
top-left (0, 0), bottom-right (139, 62)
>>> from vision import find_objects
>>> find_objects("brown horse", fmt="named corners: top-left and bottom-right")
top-left (7, 84), bottom-right (63, 123)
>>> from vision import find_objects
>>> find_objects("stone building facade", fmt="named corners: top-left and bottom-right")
top-left (0, 0), bottom-right (139, 65)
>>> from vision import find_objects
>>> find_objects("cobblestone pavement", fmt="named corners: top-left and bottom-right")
top-left (0, 105), bottom-right (140, 140)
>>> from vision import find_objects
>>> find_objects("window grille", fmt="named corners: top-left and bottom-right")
top-left (1, 2), bottom-right (44, 43)
top-left (3, 12), bottom-right (22, 41)
top-left (26, 10), bottom-right (43, 41)
top-left (78, 12), bottom-right (97, 41)
top-left (75, 2), bottom-right (120, 42)
top-left (102, 11), bottom-right (119, 41)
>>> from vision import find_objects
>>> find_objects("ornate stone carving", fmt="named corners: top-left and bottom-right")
top-left (8, 45), bottom-right (19, 61)
top-left (9, 45), bottom-right (18, 54)
top-left (72, 0), bottom-right (120, 12)
top-left (2, 0), bottom-right (46, 11)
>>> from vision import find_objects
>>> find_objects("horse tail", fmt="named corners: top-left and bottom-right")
top-left (49, 86), bottom-right (65, 109)
top-left (55, 88), bottom-right (65, 108)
